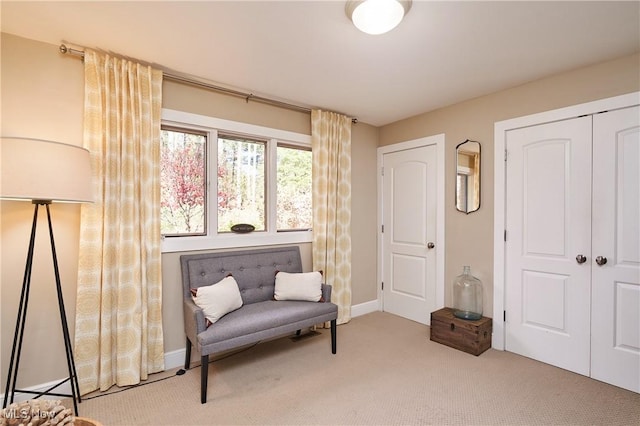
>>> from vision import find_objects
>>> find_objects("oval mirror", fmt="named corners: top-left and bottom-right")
top-left (455, 140), bottom-right (481, 214)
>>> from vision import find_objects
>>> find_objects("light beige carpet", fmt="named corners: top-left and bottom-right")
top-left (75, 312), bottom-right (640, 425)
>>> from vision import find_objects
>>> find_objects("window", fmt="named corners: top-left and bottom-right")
top-left (160, 109), bottom-right (312, 252)
top-left (456, 172), bottom-right (468, 213)
top-left (277, 144), bottom-right (312, 231)
top-left (217, 135), bottom-right (266, 232)
top-left (160, 128), bottom-right (207, 236)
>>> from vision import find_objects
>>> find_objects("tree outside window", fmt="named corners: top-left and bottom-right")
top-left (160, 128), bottom-right (206, 236)
top-left (217, 135), bottom-right (265, 232)
top-left (277, 145), bottom-right (312, 231)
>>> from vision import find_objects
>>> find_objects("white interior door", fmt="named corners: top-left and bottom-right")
top-left (505, 116), bottom-right (592, 375)
top-left (591, 106), bottom-right (640, 393)
top-left (382, 145), bottom-right (437, 325)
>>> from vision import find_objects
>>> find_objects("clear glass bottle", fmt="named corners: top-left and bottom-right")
top-left (453, 266), bottom-right (483, 320)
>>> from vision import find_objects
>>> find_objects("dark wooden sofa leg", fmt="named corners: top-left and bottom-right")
top-left (184, 337), bottom-right (192, 369)
top-left (201, 355), bottom-right (209, 404)
top-left (331, 319), bottom-right (337, 354)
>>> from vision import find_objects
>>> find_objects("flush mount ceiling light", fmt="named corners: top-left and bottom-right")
top-left (346, 0), bottom-right (412, 35)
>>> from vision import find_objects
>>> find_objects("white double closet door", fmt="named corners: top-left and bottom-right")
top-left (505, 106), bottom-right (639, 393)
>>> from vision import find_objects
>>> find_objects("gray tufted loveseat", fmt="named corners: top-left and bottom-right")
top-left (181, 246), bottom-right (338, 403)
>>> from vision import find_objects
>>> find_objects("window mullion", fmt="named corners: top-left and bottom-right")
top-left (209, 129), bottom-right (219, 236)
top-left (267, 138), bottom-right (278, 234)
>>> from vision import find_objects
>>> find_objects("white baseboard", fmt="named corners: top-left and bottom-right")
top-left (164, 348), bottom-right (186, 371)
top-left (0, 379), bottom-right (72, 405)
top-left (1, 349), bottom-right (186, 404)
top-left (3, 300), bottom-right (382, 401)
top-left (351, 299), bottom-right (380, 318)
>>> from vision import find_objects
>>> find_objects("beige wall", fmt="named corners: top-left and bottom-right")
top-left (379, 53), bottom-right (640, 317)
top-left (0, 33), bottom-right (379, 390)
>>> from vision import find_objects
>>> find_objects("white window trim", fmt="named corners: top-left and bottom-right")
top-left (161, 108), bottom-right (312, 253)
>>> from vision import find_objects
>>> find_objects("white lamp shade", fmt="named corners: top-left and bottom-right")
top-left (346, 0), bottom-right (412, 35)
top-left (0, 137), bottom-right (93, 203)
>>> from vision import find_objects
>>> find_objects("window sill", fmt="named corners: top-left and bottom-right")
top-left (161, 230), bottom-right (313, 253)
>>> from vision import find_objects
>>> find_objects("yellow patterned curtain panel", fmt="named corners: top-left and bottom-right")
top-left (311, 110), bottom-right (352, 324)
top-left (74, 49), bottom-right (165, 395)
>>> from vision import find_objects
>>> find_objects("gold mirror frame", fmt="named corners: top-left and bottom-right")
top-left (455, 140), bottom-right (481, 214)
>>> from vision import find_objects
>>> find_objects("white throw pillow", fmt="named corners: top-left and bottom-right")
top-left (191, 275), bottom-right (243, 325)
top-left (274, 271), bottom-right (323, 302)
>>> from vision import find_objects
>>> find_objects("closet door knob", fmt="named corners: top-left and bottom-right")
top-left (595, 256), bottom-right (607, 266)
top-left (575, 254), bottom-right (587, 264)
top-left (427, 242), bottom-right (435, 249)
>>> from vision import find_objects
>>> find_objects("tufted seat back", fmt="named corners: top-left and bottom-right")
top-left (180, 246), bottom-right (303, 305)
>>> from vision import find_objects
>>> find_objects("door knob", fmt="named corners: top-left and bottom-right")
top-left (575, 254), bottom-right (587, 264)
top-left (595, 256), bottom-right (607, 266)
top-left (427, 242), bottom-right (435, 249)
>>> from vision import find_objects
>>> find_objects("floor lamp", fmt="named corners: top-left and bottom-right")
top-left (1, 137), bottom-right (92, 415)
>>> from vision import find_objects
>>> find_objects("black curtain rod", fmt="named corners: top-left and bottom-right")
top-left (59, 44), bottom-right (358, 124)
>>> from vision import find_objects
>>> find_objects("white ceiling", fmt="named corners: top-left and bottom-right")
top-left (2, 1), bottom-right (639, 126)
